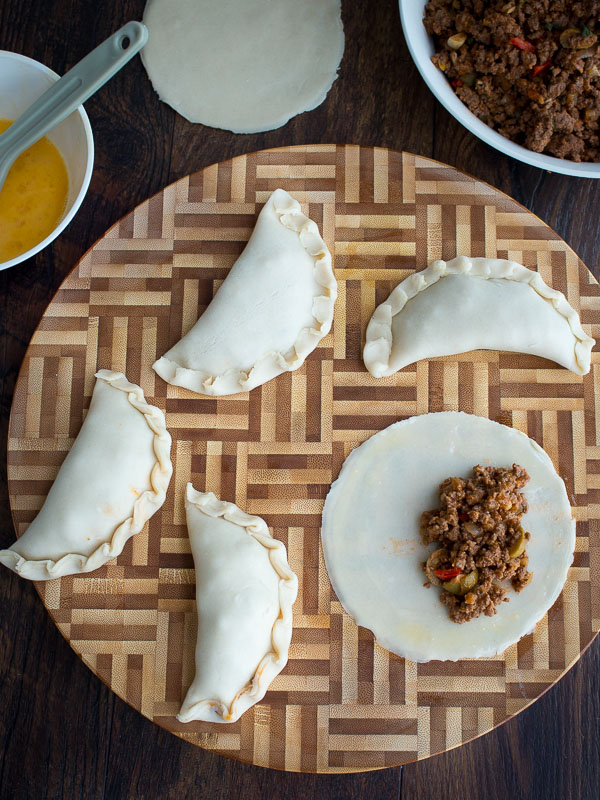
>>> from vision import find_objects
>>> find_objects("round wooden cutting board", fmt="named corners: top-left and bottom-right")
top-left (7, 146), bottom-right (600, 773)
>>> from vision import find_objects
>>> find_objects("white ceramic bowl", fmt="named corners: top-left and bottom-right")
top-left (399, 1), bottom-right (600, 179)
top-left (0, 51), bottom-right (94, 270)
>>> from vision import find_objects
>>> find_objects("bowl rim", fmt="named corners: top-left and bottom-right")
top-left (398, 0), bottom-right (600, 179)
top-left (0, 50), bottom-right (95, 271)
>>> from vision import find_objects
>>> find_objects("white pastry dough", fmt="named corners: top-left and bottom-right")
top-left (363, 256), bottom-right (594, 377)
top-left (321, 412), bottom-right (575, 662)
top-left (153, 189), bottom-right (336, 396)
top-left (0, 370), bottom-right (172, 581)
top-left (141, 0), bottom-right (344, 133)
top-left (178, 486), bottom-right (298, 723)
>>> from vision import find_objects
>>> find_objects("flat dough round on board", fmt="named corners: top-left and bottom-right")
top-left (141, 0), bottom-right (345, 133)
top-left (321, 412), bottom-right (575, 663)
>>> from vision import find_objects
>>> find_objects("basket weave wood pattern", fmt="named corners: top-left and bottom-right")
top-left (7, 146), bottom-right (600, 773)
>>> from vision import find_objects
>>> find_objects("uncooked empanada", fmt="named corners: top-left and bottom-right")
top-left (363, 256), bottom-right (594, 377)
top-left (0, 370), bottom-right (172, 581)
top-left (153, 188), bottom-right (336, 396)
top-left (321, 412), bottom-right (575, 662)
top-left (178, 485), bottom-right (298, 724)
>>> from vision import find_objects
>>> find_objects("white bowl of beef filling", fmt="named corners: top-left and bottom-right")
top-left (399, 0), bottom-right (600, 178)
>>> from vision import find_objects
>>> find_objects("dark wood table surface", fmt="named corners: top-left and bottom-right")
top-left (1, 1), bottom-right (599, 798)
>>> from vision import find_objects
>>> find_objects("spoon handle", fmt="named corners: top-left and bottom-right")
top-left (0, 21), bottom-right (148, 186)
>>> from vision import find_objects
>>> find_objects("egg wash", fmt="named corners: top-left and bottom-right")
top-left (0, 118), bottom-right (69, 262)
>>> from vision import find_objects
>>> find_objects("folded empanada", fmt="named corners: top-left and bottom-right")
top-left (363, 256), bottom-right (594, 377)
top-left (0, 370), bottom-right (172, 581)
top-left (153, 188), bottom-right (336, 396)
top-left (178, 485), bottom-right (298, 724)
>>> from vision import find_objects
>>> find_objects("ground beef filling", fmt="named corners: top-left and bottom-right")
top-left (423, 1), bottom-right (600, 162)
top-left (421, 464), bottom-right (532, 623)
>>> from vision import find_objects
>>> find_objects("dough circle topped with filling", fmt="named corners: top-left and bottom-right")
top-left (321, 412), bottom-right (575, 662)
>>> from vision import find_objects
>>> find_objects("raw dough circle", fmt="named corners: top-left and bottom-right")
top-left (321, 412), bottom-right (575, 662)
top-left (141, 0), bottom-right (345, 133)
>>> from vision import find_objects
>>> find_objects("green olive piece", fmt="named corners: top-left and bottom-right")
top-left (508, 528), bottom-right (527, 559)
top-left (425, 548), bottom-right (449, 586)
top-left (443, 568), bottom-right (479, 596)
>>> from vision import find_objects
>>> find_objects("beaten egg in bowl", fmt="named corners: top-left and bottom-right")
top-left (0, 118), bottom-right (69, 262)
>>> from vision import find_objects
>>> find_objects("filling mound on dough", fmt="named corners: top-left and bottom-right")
top-left (421, 464), bottom-right (533, 623)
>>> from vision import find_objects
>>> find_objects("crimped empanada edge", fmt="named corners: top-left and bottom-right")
top-left (0, 370), bottom-right (173, 581)
top-left (363, 256), bottom-right (594, 377)
top-left (152, 188), bottom-right (337, 396)
top-left (177, 484), bottom-right (298, 723)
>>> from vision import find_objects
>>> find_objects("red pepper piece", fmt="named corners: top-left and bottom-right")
top-left (434, 567), bottom-right (463, 580)
top-left (531, 59), bottom-right (552, 77)
top-left (510, 36), bottom-right (536, 53)
top-left (451, 78), bottom-right (463, 88)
